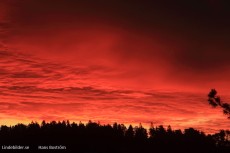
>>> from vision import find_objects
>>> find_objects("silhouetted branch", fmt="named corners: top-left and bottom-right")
top-left (207, 89), bottom-right (230, 119)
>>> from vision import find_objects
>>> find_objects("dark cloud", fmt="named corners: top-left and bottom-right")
top-left (0, 102), bottom-right (21, 111)
top-left (20, 102), bottom-right (86, 106)
top-left (144, 92), bottom-right (177, 98)
top-left (7, 85), bottom-right (36, 90)
top-left (10, 71), bottom-right (46, 78)
top-left (2, 0), bottom-right (230, 87)
top-left (0, 50), bottom-right (13, 57)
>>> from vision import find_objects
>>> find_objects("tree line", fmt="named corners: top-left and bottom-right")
top-left (0, 120), bottom-right (230, 153)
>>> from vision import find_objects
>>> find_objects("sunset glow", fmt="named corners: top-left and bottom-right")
top-left (1, 0), bottom-right (230, 135)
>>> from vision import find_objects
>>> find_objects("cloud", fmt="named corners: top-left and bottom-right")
top-left (1, 1), bottom-right (230, 135)
top-left (2, 0), bottom-right (230, 93)
top-left (0, 48), bottom-right (228, 135)
top-left (10, 71), bottom-right (46, 78)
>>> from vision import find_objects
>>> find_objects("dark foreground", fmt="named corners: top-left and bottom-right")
top-left (0, 120), bottom-right (230, 153)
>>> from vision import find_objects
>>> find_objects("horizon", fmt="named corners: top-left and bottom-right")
top-left (0, 118), bottom-right (222, 136)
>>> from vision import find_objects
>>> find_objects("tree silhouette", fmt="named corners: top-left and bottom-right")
top-left (149, 122), bottom-right (156, 139)
top-left (134, 123), bottom-right (147, 140)
top-left (125, 125), bottom-right (134, 140)
top-left (208, 89), bottom-right (230, 119)
top-left (1, 120), bottom-right (230, 152)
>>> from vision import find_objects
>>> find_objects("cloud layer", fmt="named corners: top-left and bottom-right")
top-left (1, 1), bottom-right (230, 134)
top-left (1, 48), bottom-right (230, 134)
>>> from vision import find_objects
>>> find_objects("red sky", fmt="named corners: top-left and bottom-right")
top-left (1, 0), bottom-right (230, 134)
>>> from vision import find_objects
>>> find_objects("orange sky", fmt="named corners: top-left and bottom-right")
top-left (1, 0), bottom-right (230, 134)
